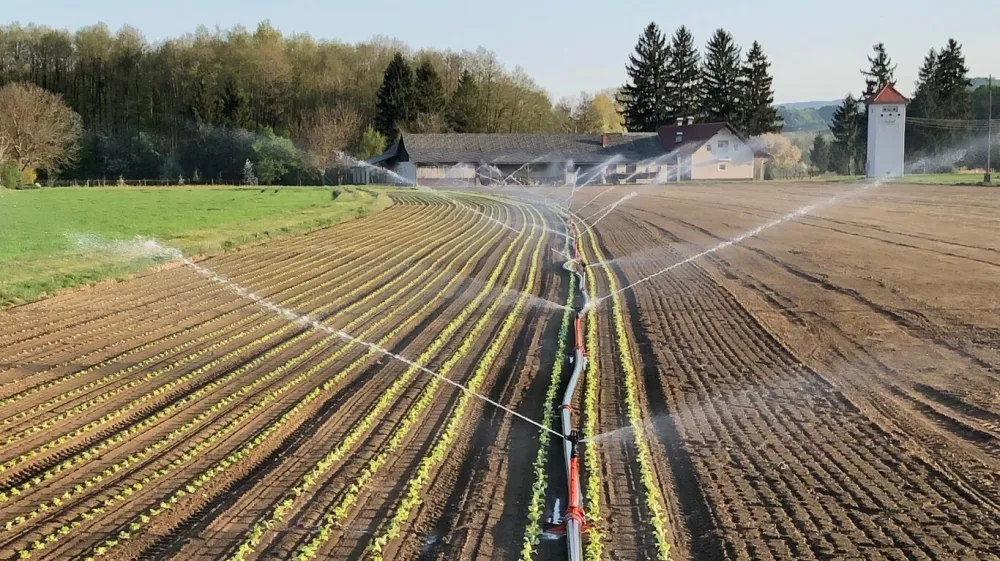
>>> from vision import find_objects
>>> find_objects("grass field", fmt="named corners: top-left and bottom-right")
top-left (0, 186), bottom-right (391, 306)
top-left (780, 173), bottom-right (998, 185)
top-left (893, 172), bottom-right (997, 185)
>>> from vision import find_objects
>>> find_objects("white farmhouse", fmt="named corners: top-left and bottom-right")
top-left (656, 121), bottom-right (767, 181)
top-left (865, 83), bottom-right (909, 178)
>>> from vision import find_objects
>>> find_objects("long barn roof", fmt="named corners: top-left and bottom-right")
top-left (368, 123), bottom-right (768, 166)
top-left (370, 133), bottom-right (663, 165)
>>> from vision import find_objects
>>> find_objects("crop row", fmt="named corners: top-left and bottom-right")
top-left (3, 198), bottom-right (497, 539)
top-left (0, 196), bottom-right (420, 340)
top-left (363, 209), bottom-right (547, 561)
top-left (582, 255), bottom-right (605, 561)
top-left (0, 202), bottom-right (450, 396)
top-left (229, 202), bottom-right (535, 561)
top-left (73, 198), bottom-right (530, 561)
top-left (582, 226), bottom-right (673, 561)
top-left (1, 202), bottom-right (510, 545)
top-left (0, 202), bottom-right (437, 369)
top-left (518, 235), bottom-right (576, 561)
top-left (0, 206), bottom-right (443, 409)
top-left (0, 203), bottom-right (503, 505)
top-left (223, 207), bottom-right (514, 560)
top-left (0, 202), bottom-right (476, 454)
top-left (0, 197), bottom-right (512, 557)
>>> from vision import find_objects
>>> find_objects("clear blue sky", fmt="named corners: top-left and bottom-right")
top-left (6, 0), bottom-right (999, 103)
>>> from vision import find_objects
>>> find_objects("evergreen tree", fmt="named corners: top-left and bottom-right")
top-left (701, 29), bottom-right (742, 124)
top-left (413, 59), bottom-right (445, 116)
top-left (447, 69), bottom-right (478, 132)
top-left (810, 134), bottom-right (830, 172)
top-left (617, 22), bottom-right (670, 132)
top-left (829, 94), bottom-right (864, 175)
top-left (858, 43), bottom-right (896, 166)
top-left (374, 52), bottom-right (416, 139)
top-left (934, 39), bottom-right (971, 147)
top-left (907, 49), bottom-right (940, 156)
top-left (665, 26), bottom-right (701, 122)
top-left (861, 43), bottom-right (897, 97)
top-left (738, 41), bottom-right (782, 135)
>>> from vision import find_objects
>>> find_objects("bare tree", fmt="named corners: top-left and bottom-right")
top-left (300, 104), bottom-right (364, 169)
top-left (0, 82), bottom-right (82, 173)
top-left (408, 112), bottom-right (448, 133)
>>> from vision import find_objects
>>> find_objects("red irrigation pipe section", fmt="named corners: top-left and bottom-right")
top-left (551, 220), bottom-right (591, 561)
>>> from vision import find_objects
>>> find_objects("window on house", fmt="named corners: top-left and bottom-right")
top-left (719, 163), bottom-right (727, 171)
top-left (706, 143), bottom-right (712, 152)
top-left (718, 140), bottom-right (729, 151)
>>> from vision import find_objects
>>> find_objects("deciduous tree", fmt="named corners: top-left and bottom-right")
top-left (357, 125), bottom-right (387, 159)
top-left (301, 105), bottom-right (364, 169)
top-left (0, 82), bottom-right (82, 174)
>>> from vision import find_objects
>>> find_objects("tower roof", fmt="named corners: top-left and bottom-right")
top-left (866, 83), bottom-right (909, 105)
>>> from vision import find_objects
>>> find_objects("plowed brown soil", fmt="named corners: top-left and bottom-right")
top-left (576, 182), bottom-right (1000, 561)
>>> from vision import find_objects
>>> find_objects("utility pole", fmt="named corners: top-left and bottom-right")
top-left (987, 75), bottom-right (993, 183)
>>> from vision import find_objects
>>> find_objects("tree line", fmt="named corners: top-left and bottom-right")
top-left (813, 39), bottom-right (995, 175)
top-left (0, 22), bottom-right (620, 183)
top-left (615, 23), bottom-right (782, 136)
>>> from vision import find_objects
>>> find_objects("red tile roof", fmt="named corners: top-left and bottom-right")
top-left (866, 83), bottom-right (909, 105)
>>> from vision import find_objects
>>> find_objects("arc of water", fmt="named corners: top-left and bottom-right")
top-left (502, 153), bottom-right (552, 184)
top-left (580, 192), bottom-right (638, 235)
top-left (577, 186), bottom-right (615, 211)
top-left (576, 154), bottom-right (625, 189)
top-left (585, 181), bottom-right (883, 311)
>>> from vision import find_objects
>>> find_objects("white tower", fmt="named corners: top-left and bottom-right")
top-left (866, 84), bottom-right (909, 178)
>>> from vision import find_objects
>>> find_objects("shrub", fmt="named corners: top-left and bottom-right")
top-left (1, 163), bottom-right (20, 189)
top-left (20, 168), bottom-right (37, 186)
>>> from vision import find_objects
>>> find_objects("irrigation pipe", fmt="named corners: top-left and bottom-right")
top-left (551, 218), bottom-right (592, 561)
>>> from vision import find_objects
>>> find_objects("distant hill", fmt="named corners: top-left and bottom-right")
top-left (970, 77), bottom-right (997, 88)
top-left (777, 104), bottom-right (838, 132)
top-left (776, 100), bottom-right (842, 110)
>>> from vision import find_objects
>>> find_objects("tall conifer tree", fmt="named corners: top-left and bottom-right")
top-left (413, 60), bottom-right (445, 116)
top-left (701, 29), bottom-right (742, 124)
top-left (617, 22), bottom-right (670, 131)
top-left (738, 41), bottom-right (782, 135)
top-left (829, 94), bottom-right (864, 175)
top-left (665, 26), bottom-right (701, 123)
top-left (374, 52), bottom-right (416, 139)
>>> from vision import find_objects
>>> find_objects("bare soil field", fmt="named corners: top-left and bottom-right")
top-left (575, 182), bottom-right (1000, 561)
top-left (2, 182), bottom-right (999, 561)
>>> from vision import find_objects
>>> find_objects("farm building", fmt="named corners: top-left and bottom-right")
top-left (367, 121), bottom-right (767, 185)
top-left (657, 121), bottom-right (764, 181)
